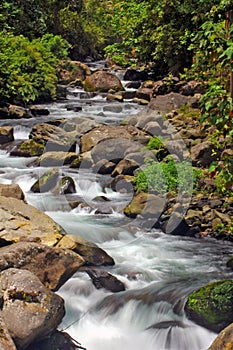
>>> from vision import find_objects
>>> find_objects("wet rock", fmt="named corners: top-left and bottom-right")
top-left (30, 168), bottom-right (59, 193)
top-left (133, 97), bottom-right (149, 105)
top-left (106, 93), bottom-right (124, 102)
top-left (0, 126), bottom-right (14, 144)
top-left (185, 280), bottom-right (233, 333)
top-left (0, 242), bottom-right (85, 291)
top-left (10, 139), bottom-right (45, 157)
top-left (208, 322), bottom-right (233, 350)
top-left (84, 70), bottom-right (124, 92)
top-left (135, 87), bottom-right (152, 101)
top-left (29, 106), bottom-right (50, 116)
top-left (57, 234), bottom-right (115, 266)
top-left (0, 184), bottom-right (26, 202)
top-left (29, 123), bottom-right (76, 152)
top-left (0, 268), bottom-right (65, 349)
top-left (53, 176), bottom-right (76, 195)
top-left (161, 212), bottom-right (190, 235)
top-left (0, 195), bottom-right (64, 246)
top-left (27, 330), bottom-right (85, 350)
top-left (110, 175), bottom-right (135, 193)
top-left (123, 69), bottom-right (148, 81)
top-left (80, 267), bottom-right (125, 293)
top-left (57, 60), bottom-right (91, 84)
top-left (147, 320), bottom-right (189, 330)
top-left (93, 159), bottom-right (116, 174)
top-left (191, 142), bottom-right (221, 167)
top-left (124, 192), bottom-right (166, 219)
top-left (125, 81), bottom-right (141, 89)
top-left (37, 151), bottom-right (79, 167)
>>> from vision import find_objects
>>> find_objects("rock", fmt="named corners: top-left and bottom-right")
top-left (0, 242), bottom-right (84, 291)
top-left (135, 87), bottom-right (152, 101)
top-left (152, 80), bottom-right (168, 96)
top-left (123, 69), bottom-right (148, 81)
top-left (162, 213), bottom-right (190, 235)
top-left (106, 93), bottom-right (124, 102)
top-left (110, 175), bottom-right (135, 193)
top-left (29, 123), bottom-right (76, 152)
top-left (124, 81), bottom-right (141, 89)
top-left (227, 257), bottom-right (233, 270)
top-left (185, 280), bottom-right (233, 333)
top-left (93, 159), bottom-right (116, 175)
top-left (208, 323), bottom-right (233, 350)
top-left (80, 124), bottom-right (149, 153)
top-left (80, 267), bottom-right (125, 293)
top-left (7, 104), bottom-right (32, 119)
top-left (124, 192), bottom-right (165, 219)
top-left (111, 158), bottom-right (139, 177)
top-left (0, 126), bottom-right (14, 144)
top-left (10, 139), bottom-right (45, 157)
top-left (0, 268), bottom-right (65, 349)
top-left (29, 106), bottom-right (50, 116)
top-left (84, 70), bottom-right (124, 92)
top-left (69, 117), bottom-right (101, 137)
top-left (37, 151), bottom-right (79, 166)
top-left (30, 168), bottom-right (59, 193)
top-left (57, 234), bottom-right (115, 266)
top-left (191, 142), bottom-right (221, 167)
top-left (26, 330), bottom-right (84, 350)
top-left (0, 184), bottom-right (26, 201)
top-left (133, 97), bottom-right (149, 105)
top-left (53, 176), bottom-right (76, 195)
top-left (91, 138), bottom-right (140, 165)
top-left (57, 60), bottom-right (91, 84)
top-left (0, 316), bottom-right (17, 350)
top-left (0, 196), bottom-right (64, 246)
top-left (149, 92), bottom-right (200, 113)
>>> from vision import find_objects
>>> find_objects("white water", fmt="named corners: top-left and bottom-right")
top-left (0, 68), bottom-right (233, 350)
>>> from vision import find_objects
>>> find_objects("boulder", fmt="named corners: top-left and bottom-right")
top-left (80, 267), bottom-right (125, 293)
top-left (29, 123), bottom-right (76, 152)
top-left (7, 104), bottom-right (32, 119)
top-left (0, 195), bottom-right (64, 246)
top-left (0, 242), bottom-right (85, 291)
top-left (135, 87), bottom-right (152, 101)
top-left (191, 142), bottom-right (221, 167)
top-left (208, 323), bottom-right (233, 350)
top-left (80, 124), bottom-right (149, 153)
top-left (57, 234), bottom-right (115, 266)
top-left (124, 192), bottom-right (166, 219)
top-left (10, 139), bottom-right (45, 157)
top-left (29, 106), bottom-right (50, 116)
top-left (30, 168), bottom-right (59, 193)
top-left (93, 159), bottom-right (116, 175)
top-left (53, 176), bottom-right (76, 195)
top-left (111, 158), bottom-right (139, 177)
top-left (110, 175), bottom-right (135, 193)
top-left (0, 316), bottom-right (17, 350)
top-left (123, 69), bottom-right (148, 81)
top-left (57, 60), bottom-right (91, 84)
top-left (0, 184), bottom-right (26, 202)
top-left (0, 268), bottom-right (65, 349)
top-left (84, 70), bottom-right (124, 92)
top-left (69, 117), bottom-right (101, 137)
top-left (148, 92), bottom-right (200, 113)
top-left (37, 151), bottom-right (79, 167)
top-left (185, 280), bottom-right (233, 333)
top-left (0, 126), bottom-right (14, 144)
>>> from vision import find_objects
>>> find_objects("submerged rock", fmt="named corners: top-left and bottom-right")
top-left (185, 280), bottom-right (233, 332)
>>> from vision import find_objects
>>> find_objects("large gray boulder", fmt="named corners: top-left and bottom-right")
top-left (29, 123), bottom-right (76, 152)
top-left (0, 242), bottom-right (85, 291)
top-left (84, 70), bottom-right (124, 92)
top-left (0, 268), bottom-right (65, 349)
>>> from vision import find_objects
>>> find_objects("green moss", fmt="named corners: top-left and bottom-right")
top-left (19, 139), bottom-right (45, 156)
top-left (185, 280), bottom-right (233, 332)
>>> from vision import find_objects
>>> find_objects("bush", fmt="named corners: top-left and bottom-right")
top-left (0, 31), bottom-right (69, 103)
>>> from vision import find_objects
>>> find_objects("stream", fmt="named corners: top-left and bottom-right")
top-left (0, 62), bottom-right (233, 350)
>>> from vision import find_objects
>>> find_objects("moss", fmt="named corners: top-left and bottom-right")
top-left (31, 168), bottom-right (59, 193)
top-left (19, 139), bottom-right (45, 156)
top-left (185, 280), bottom-right (233, 332)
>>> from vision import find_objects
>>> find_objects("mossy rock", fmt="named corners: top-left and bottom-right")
top-left (10, 139), bottom-right (45, 157)
top-left (31, 168), bottom-right (59, 193)
top-left (185, 280), bottom-right (233, 332)
top-left (52, 176), bottom-right (76, 195)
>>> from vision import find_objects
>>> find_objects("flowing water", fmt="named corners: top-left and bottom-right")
top-left (0, 63), bottom-right (233, 350)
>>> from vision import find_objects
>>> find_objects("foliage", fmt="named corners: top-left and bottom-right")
top-left (134, 159), bottom-right (199, 195)
top-left (0, 32), bottom-right (69, 103)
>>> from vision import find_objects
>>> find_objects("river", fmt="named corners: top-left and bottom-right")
top-left (0, 62), bottom-right (233, 350)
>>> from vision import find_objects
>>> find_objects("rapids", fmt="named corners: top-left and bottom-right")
top-left (0, 62), bottom-right (232, 349)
